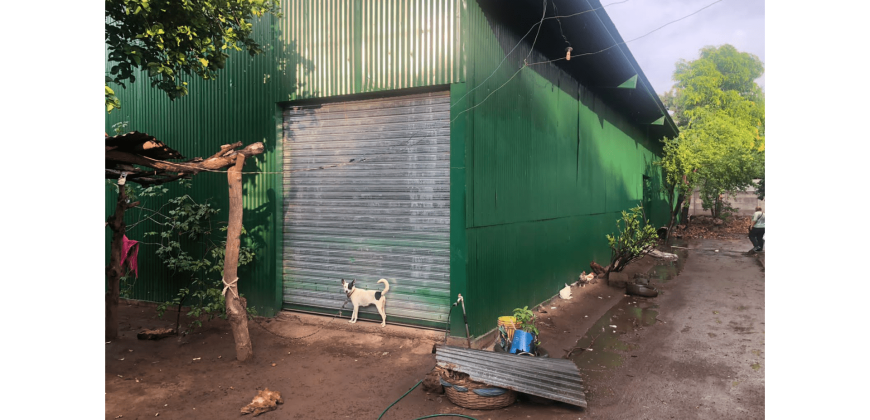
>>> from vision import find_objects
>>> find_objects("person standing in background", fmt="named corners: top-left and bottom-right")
top-left (749, 206), bottom-right (765, 252)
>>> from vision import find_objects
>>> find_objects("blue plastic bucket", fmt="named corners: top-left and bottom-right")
top-left (509, 330), bottom-right (534, 354)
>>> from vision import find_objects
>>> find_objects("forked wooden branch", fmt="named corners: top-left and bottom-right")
top-left (106, 142), bottom-right (265, 184)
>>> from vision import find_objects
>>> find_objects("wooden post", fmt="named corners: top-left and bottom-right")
top-left (106, 181), bottom-right (138, 339)
top-left (105, 137), bottom-right (264, 343)
top-left (224, 154), bottom-right (254, 361)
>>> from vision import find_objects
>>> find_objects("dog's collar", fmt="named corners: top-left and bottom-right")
top-left (346, 288), bottom-right (356, 298)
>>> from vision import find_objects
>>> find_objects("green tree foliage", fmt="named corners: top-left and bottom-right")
top-left (105, 82), bottom-right (122, 113)
top-left (755, 178), bottom-right (764, 201)
top-left (120, 180), bottom-right (257, 334)
top-left (105, 0), bottom-right (282, 112)
top-left (659, 44), bottom-right (765, 222)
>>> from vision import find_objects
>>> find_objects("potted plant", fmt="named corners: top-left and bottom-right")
top-left (510, 306), bottom-right (540, 355)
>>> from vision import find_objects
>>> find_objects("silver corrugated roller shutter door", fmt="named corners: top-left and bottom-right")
top-left (282, 91), bottom-right (451, 326)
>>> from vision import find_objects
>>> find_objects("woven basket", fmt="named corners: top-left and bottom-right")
top-left (440, 377), bottom-right (517, 410)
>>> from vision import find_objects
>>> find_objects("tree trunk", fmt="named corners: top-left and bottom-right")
top-left (224, 154), bottom-right (254, 362)
top-left (663, 193), bottom-right (686, 246)
top-left (106, 183), bottom-right (138, 340)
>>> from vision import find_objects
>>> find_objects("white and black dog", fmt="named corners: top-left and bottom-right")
top-left (341, 279), bottom-right (390, 327)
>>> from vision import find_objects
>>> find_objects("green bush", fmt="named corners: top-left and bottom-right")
top-left (606, 205), bottom-right (659, 273)
top-left (125, 181), bottom-right (257, 335)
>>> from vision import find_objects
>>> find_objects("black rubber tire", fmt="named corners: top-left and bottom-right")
top-left (626, 282), bottom-right (659, 297)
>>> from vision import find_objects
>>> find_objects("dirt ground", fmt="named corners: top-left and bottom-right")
top-left (577, 239), bottom-right (765, 419)
top-left (677, 215), bottom-right (756, 240)
top-left (106, 242), bottom-right (763, 419)
top-left (106, 259), bottom-right (653, 420)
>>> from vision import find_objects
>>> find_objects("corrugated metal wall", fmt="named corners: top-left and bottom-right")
top-left (105, 1), bottom-right (464, 316)
top-left (277, 0), bottom-right (462, 101)
top-left (282, 91), bottom-right (451, 326)
top-left (105, 0), bottom-right (672, 335)
top-left (455, 0), bottom-right (671, 337)
top-left (105, 14), bottom-right (285, 316)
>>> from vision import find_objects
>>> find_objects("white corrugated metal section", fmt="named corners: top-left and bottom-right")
top-left (282, 91), bottom-right (451, 326)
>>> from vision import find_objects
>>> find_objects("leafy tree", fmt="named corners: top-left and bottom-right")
top-left (105, 0), bottom-right (282, 112)
top-left (658, 45), bottom-right (765, 230)
top-left (755, 178), bottom-right (764, 201)
top-left (671, 44), bottom-right (765, 129)
top-left (123, 180), bottom-right (257, 335)
top-left (687, 109), bottom-right (764, 218)
top-left (605, 205), bottom-right (659, 274)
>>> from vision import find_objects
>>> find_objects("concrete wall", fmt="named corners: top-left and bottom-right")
top-left (688, 180), bottom-right (764, 217)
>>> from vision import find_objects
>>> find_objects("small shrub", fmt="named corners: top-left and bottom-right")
top-left (127, 181), bottom-right (257, 335)
top-left (606, 205), bottom-right (659, 273)
top-left (512, 306), bottom-right (539, 337)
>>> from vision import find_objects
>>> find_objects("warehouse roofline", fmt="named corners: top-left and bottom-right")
top-left (476, 0), bottom-right (679, 140)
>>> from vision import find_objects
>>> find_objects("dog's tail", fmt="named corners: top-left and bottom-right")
top-left (378, 279), bottom-right (390, 295)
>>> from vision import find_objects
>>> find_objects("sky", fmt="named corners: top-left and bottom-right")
top-left (603, 0), bottom-right (765, 94)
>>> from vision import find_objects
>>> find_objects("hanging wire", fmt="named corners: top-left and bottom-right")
top-left (120, 0), bottom-right (723, 178)
top-left (451, 66), bottom-right (527, 124)
top-left (453, 0), bottom-right (726, 123)
top-left (449, 0), bottom-right (631, 109)
top-left (551, 0), bottom-right (572, 49)
top-left (524, 0), bottom-right (549, 63)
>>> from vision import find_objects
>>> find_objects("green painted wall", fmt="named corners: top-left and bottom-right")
top-left (105, 0), bottom-right (463, 317)
top-left (456, 1), bottom-right (671, 337)
top-left (105, 0), bottom-right (672, 332)
top-left (105, 15), bottom-right (285, 316)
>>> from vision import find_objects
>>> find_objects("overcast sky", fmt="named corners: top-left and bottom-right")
top-left (603, 0), bottom-right (765, 94)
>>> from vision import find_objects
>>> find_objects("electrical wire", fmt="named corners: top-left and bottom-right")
top-left (524, 0), bottom-right (549, 63)
top-left (449, 0), bottom-right (631, 109)
top-left (527, 0), bottom-right (726, 66)
top-left (118, 0), bottom-right (721, 179)
top-left (114, 1), bottom-right (633, 179)
top-left (450, 65), bottom-right (527, 124)
top-left (551, 0), bottom-right (572, 49)
top-left (455, 0), bottom-right (727, 122)
top-left (624, 0), bottom-right (724, 45)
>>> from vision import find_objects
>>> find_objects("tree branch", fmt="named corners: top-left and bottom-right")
top-left (106, 141), bottom-right (265, 181)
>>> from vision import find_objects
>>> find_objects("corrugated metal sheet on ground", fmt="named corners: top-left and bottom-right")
top-left (282, 91), bottom-right (451, 325)
top-left (435, 345), bottom-right (587, 408)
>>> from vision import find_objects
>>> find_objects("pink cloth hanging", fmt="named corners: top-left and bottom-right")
top-left (120, 235), bottom-right (140, 278)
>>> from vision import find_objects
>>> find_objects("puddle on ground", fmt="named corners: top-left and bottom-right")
top-left (570, 298), bottom-right (659, 398)
top-left (649, 243), bottom-right (689, 283)
top-left (571, 242), bottom-right (692, 400)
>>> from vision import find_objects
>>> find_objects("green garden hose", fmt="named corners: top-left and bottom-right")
top-left (377, 379), bottom-right (424, 420)
top-left (378, 302), bottom-right (478, 420)
top-left (376, 378), bottom-right (480, 420)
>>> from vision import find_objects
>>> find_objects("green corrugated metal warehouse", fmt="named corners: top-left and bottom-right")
top-left (105, 0), bottom-right (678, 339)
